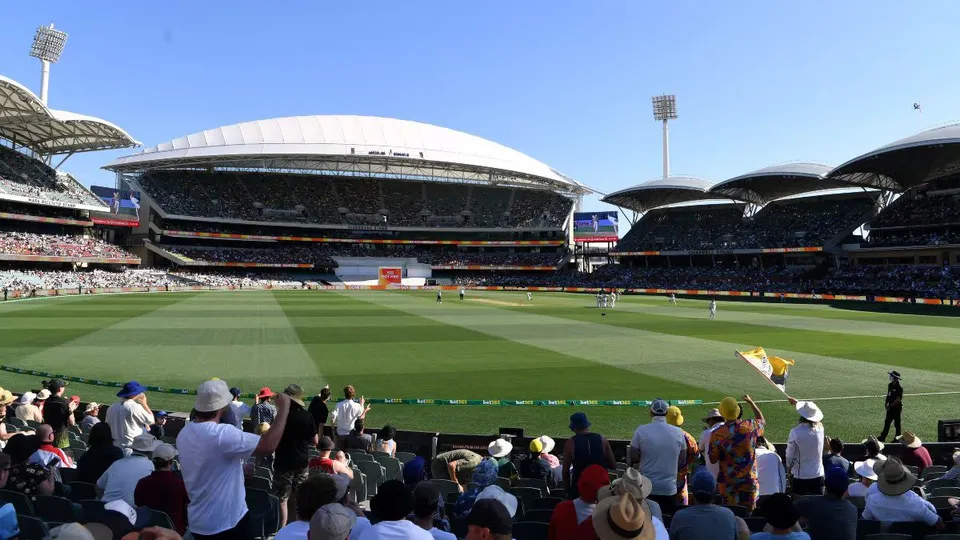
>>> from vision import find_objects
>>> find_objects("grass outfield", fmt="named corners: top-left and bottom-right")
top-left (1, 289), bottom-right (958, 443)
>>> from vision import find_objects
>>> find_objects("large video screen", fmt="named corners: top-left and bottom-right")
top-left (89, 186), bottom-right (141, 226)
top-left (573, 211), bottom-right (620, 242)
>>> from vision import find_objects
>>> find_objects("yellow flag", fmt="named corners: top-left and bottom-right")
top-left (735, 347), bottom-right (795, 394)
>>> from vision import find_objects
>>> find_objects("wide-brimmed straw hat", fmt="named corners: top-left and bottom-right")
top-left (901, 431), bottom-right (922, 449)
top-left (0, 388), bottom-right (14, 407)
top-left (592, 493), bottom-right (654, 540)
top-left (873, 457), bottom-right (916, 496)
top-left (795, 401), bottom-right (823, 423)
top-left (597, 467), bottom-right (652, 501)
top-left (702, 408), bottom-right (723, 423)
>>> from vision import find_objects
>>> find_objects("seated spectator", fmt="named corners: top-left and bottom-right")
top-left (487, 438), bottom-right (518, 481)
top-left (453, 458), bottom-right (498, 519)
top-left (359, 479), bottom-right (432, 540)
top-left (31, 424), bottom-right (75, 470)
top-left (403, 456), bottom-right (428, 488)
top-left (80, 402), bottom-right (101, 431)
top-left (822, 438), bottom-right (849, 475)
top-left (0, 453), bottom-right (15, 539)
top-left (751, 493), bottom-right (810, 539)
top-left (77, 422), bottom-right (124, 484)
top-left (0, 389), bottom-right (24, 448)
top-left (177, 379), bottom-right (290, 538)
top-left (275, 474), bottom-right (340, 540)
top-left (932, 450), bottom-right (960, 482)
top-left (519, 438), bottom-right (554, 488)
top-left (549, 464), bottom-right (610, 540)
top-left (2, 432), bottom-right (40, 466)
top-left (592, 492), bottom-right (662, 540)
top-left (862, 457), bottom-right (943, 531)
top-left (465, 499), bottom-right (512, 540)
top-left (531, 435), bottom-right (560, 471)
top-left (345, 419), bottom-right (373, 451)
top-left (134, 443), bottom-right (187, 534)
top-left (97, 434), bottom-right (158, 507)
top-left (106, 381), bottom-right (154, 451)
top-left (668, 467), bottom-right (745, 540)
top-left (756, 436), bottom-right (786, 496)
top-left (98, 499), bottom-right (153, 539)
top-left (6, 462), bottom-right (56, 503)
top-left (899, 431), bottom-right (932, 472)
top-left (377, 424), bottom-right (397, 457)
top-left (861, 436), bottom-right (886, 461)
top-left (598, 467), bottom-right (662, 521)
top-left (794, 466), bottom-right (857, 540)
top-left (149, 411), bottom-right (168, 439)
top-left (15, 392), bottom-right (42, 423)
top-left (846, 459), bottom-right (877, 498)
top-left (475, 485), bottom-right (518, 520)
top-left (308, 437), bottom-right (354, 478)
top-left (413, 482), bottom-right (456, 540)
top-left (432, 449), bottom-right (483, 492)
top-left (310, 503), bottom-right (358, 540)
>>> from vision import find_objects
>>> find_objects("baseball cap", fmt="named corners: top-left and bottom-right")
top-left (230, 387), bottom-right (242, 398)
top-left (650, 398), bottom-right (669, 416)
top-left (318, 436), bottom-right (335, 451)
top-left (153, 443), bottom-right (178, 461)
top-left (308, 503), bottom-right (356, 540)
top-left (824, 466), bottom-right (849, 494)
top-left (467, 499), bottom-right (513, 535)
top-left (100, 500), bottom-right (151, 536)
top-left (690, 466), bottom-right (716, 497)
top-left (47, 379), bottom-right (68, 392)
top-left (156, 410), bottom-right (168, 418)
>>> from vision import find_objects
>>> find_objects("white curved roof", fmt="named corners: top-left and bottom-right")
top-left (106, 115), bottom-right (585, 191)
top-left (602, 175), bottom-right (723, 212)
top-left (709, 162), bottom-right (846, 204)
top-left (0, 75), bottom-right (139, 155)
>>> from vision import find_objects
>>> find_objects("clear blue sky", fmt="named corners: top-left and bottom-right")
top-left (1, 1), bottom-right (957, 213)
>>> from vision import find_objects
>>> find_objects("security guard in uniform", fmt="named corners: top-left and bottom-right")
top-left (879, 370), bottom-right (903, 442)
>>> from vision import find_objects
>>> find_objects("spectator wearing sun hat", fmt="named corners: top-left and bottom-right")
top-left (668, 467), bottom-right (742, 540)
top-left (105, 380), bottom-right (154, 451)
top-left (628, 398), bottom-right (686, 513)
top-left (0, 388), bottom-right (20, 448)
top-left (698, 409), bottom-right (724, 479)
top-left (563, 412), bottom-right (617, 499)
top-left (520, 437), bottom-right (555, 487)
top-left (452, 457), bottom-right (498, 519)
top-left (665, 405), bottom-right (699, 506)
top-left (863, 457), bottom-right (944, 530)
top-left (847, 459), bottom-right (877, 498)
top-left (488, 438), bottom-right (518, 480)
top-left (707, 395), bottom-right (766, 511)
top-left (549, 464), bottom-right (610, 540)
top-left (596, 467), bottom-right (663, 522)
top-left (592, 492), bottom-right (656, 540)
top-left (251, 386), bottom-right (277, 426)
top-left (177, 379), bottom-right (291, 538)
top-left (785, 398), bottom-right (825, 496)
top-left (134, 443), bottom-right (187, 534)
top-left (15, 391), bottom-right (42, 423)
top-left (80, 402), bottom-right (101, 431)
top-left (794, 466), bottom-right (858, 540)
top-left (899, 431), bottom-right (932, 472)
top-left (97, 433), bottom-right (159, 507)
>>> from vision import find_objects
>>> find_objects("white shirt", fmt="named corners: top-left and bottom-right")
top-left (97, 455), bottom-right (154, 508)
top-left (352, 517), bottom-right (372, 540)
top-left (177, 421), bottom-right (261, 536)
top-left (652, 516), bottom-right (669, 540)
top-left (755, 448), bottom-right (787, 495)
top-left (105, 399), bottom-right (154, 449)
top-left (274, 520), bottom-right (309, 540)
top-left (573, 498), bottom-right (595, 524)
top-left (862, 485), bottom-right (939, 526)
top-left (334, 399), bottom-right (363, 436)
top-left (629, 417), bottom-right (686, 496)
top-left (429, 527), bottom-right (456, 540)
top-left (785, 423), bottom-right (825, 479)
top-left (847, 482), bottom-right (868, 497)
top-left (699, 424), bottom-right (722, 478)
top-left (229, 401), bottom-right (252, 429)
top-left (357, 519), bottom-right (433, 540)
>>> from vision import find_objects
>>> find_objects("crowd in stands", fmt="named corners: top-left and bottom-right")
top-left (0, 200), bottom-right (85, 221)
top-left (169, 270), bottom-right (307, 288)
top-left (138, 171), bottom-right (573, 228)
top-left (162, 245), bottom-right (339, 267)
top-left (865, 191), bottom-right (960, 248)
top-left (0, 231), bottom-right (135, 259)
top-left (0, 146), bottom-right (104, 208)
top-left (0, 377), bottom-right (957, 540)
top-left (0, 269), bottom-right (183, 292)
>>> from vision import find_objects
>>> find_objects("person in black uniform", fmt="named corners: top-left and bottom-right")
top-left (879, 370), bottom-right (903, 442)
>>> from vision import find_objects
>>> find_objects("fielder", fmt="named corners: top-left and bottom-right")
top-left (526, 292), bottom-right (533, 301)
top-left (436, 290), bottom-right (442, 303)
top-left (709, 298), bottom-right (717, 319)
top-left (669, 293), bottom-right (677, 306)
top-left (609, 292), bottom-right (616, 308)
top-left (596, 292), bottom-right (603, 308)
top-left (459, 288), bottom-right (465, 301)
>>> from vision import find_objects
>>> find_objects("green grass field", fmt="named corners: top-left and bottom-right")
top-left (1, 289), bottom-right (958, 443)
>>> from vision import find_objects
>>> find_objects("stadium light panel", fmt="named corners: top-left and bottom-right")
top-left (652, 94), bottom-right (678, 121)
top-left (29, 24), bottom-right (68, 63)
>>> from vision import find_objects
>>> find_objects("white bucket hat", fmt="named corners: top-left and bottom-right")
top-left (536, 435), bottom-right (556, 454)
top-left (488, 438), bottom-right (513, 459)
top-left (854, 459), bottom-right (878, 481)
top-left (18, 392), bottom-right (36, 405)
top-left (476, 485), bottom-right (518, 517)
top-left (796, 401), bottom-right (823, 422)
top-left (130, 434), bottom-right (159, 453)
top-left (195, 379), bottom-right (232, 413)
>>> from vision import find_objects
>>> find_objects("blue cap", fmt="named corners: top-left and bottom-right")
top-left (230, 387), bottom-right (242, 398)
top-left (824, 466), bottom-right (849, 493)
top-left (690, 466), bottom-right (716, 496)
top-left (569, 412), bottom-right (591, 431)
top-left (156, 410), bottom-right (168, 418)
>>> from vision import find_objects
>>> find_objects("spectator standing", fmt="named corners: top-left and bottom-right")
top-left (333, 386), bottom-right (371, 449)
top-left (412, 482), bottom-right (456, 540)
top-left (177, 379), bottom-right (290, 539)
top-left (708, 395), bottom-right (765, 511)
top-left (668, 467), bottom-right (742, 540)
top-left (563, 412), bottom-right (616, 499)
top-left (628, 399), bottom-right (686, 513)
top-left (15, 392), bottom-right (42, 423)
top-left (487, 438), bottom-right (518, 480)
top-left (785, 400), bottom-right (825, 496)
top-left (452, 458), bottom-right (498, 519)
top-left (377, 424), bottom-right (397, 456)
top-left (149, 411), bottom-right (168, 438)
top-left (794, 467), bottom-right (857, 540)
top-left (275, 384), bottom-right (320, 529)
top-left (307, 385), bottom-right (332, 435)
top-left (41, 379), bottom-right (77, 449)
top-left (76, 422), bottom-right (124, 484)
top-left (899, 431), bottom-right (932, 472)
top-left (698, 409), bottom-right (724, 478)
top-left (548, 465), bottom-right (610, 540)
top-left (665, 406), bottom-right (699, 506)
top-left (821, 438), bottom-right (849, 475)
top-left (308, 437), bottom-right (354, 478)
top-left (433, 449), bottom-right (484, 494)
top-left (346, 419), bottom-right (373, 451)
top-left (97, 433), bottom-right (158, 507)
top-left (275, 474), bottom-right (340, 540)
top-left (846, 459), bottom-right (877, 498)
top-left (251, 387), bottom-right (277, 426)
top-left (228, 387), bottom-right (252, 430)
top-left (80, 402), bottom-right (101, 431)
top-left (862, 457), bottom-right (943, 530)
top-left (134, 443), bottom-right (188, 534)
top-left (309, 503), bottom-right (357, 540)
top-left (358, 480), bottom-right (432, 540)
top-left (105, 381), bottom-right (154, 450)
top-left (756, 436), bottom-right (786, 496)
top-left (750, 493), bottom-right (810, 540)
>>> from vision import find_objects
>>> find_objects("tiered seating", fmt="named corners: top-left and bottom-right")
top-left (615, 207), bottom-right (744, 252)
top-left (738, 198), bottom-right (873, 249)
top-left (868, 191), bottom-right (960, 247)
top-left (0, 232), bottom-right (135, 259)
top-left (0, 146), bottom-right (103, 207)
top-left (510, 190), bottom-right (571, 228)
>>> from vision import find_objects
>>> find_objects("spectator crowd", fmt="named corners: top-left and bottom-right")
top-left (0, 232), bottom-right (135, 260)
top-left (0, 146), bottom-right (104, 208)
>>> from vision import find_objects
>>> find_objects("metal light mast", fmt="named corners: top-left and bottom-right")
top-left (29, 24), bottom-right (69, 106)
top-left (652, 94), bottom-right (677, 179)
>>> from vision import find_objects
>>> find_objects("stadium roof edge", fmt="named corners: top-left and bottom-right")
top-left (709, 161), bottom-right (847, 205)
top-left (0, 75), bottom-right (140, 155)
top-left (601, 175), bottom-right (733, 212)
top-left (103, 115), bottom-right (592, 194)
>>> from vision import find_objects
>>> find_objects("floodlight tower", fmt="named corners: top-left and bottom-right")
top-left (29, 24), bottom-right (69, 106)
top-left (651, 94), bottom-right (677, 179)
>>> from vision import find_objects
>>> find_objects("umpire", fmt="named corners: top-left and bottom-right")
top-left (879, 370), bottom-right (903, 442)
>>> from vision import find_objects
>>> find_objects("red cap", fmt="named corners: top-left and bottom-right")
top-left (70, 395), bottom-right (80, 403)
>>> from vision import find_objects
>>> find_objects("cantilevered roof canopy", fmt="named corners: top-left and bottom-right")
top-left (601, 176), bottom-right (726, 212)
top-left (709, 162), bottom-right (845, 205)
top-left (828, 123), bottom-right (960, 191)
top-left (0, 75), bottom-right (139, 155)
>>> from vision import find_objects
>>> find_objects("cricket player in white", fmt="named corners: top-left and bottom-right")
top-left (609, 292), bottom-right (616, 308)
top-left (670, 293), bottom-right (677, 306)
top-left (526, 292), bottom-right (533, 301)
top-left (596, 292), bottom-right (602, 307)
top-left (436, 290), bottom-right (442, 303)
top-left (459, 288), bottom-right (465, 301)
top-left (709, 299), bottom-right (717, 319)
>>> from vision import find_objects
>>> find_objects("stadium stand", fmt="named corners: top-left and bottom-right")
top-left (0, 146), bottom-right (104, 208)
top-left (0, 231), bottom-right (135, 260)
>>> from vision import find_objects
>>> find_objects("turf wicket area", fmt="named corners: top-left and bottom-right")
top-left (1, 289), bottom-right (958, 443)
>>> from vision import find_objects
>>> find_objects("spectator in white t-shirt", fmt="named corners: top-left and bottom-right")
top-left (177, 379), bottom-right (291, 539)
top-left (847, 459), bottom-right (877, 498)
top-left (275, 474), bottom-right (341, 540)
top-left (332, 385), bottom-right (370, 448)
top-left (627, 398), bottom-right (686, 514)
top-left (862, 457), bottom-right (943, 531)
top-left (228, 387), bottom-right (252, 430)
top-left (785, 399), bottom-right (825, 496)
top-left (105, 381), bottom-right (154, 452)
top-left (698, 409), bottom-right (724, 479)
top-left (358, 479), bottom-right (432, 540)
top-left (755, 436), bottom-right (786, 496)
top-left (97, 433), bottom-right (158, 508)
